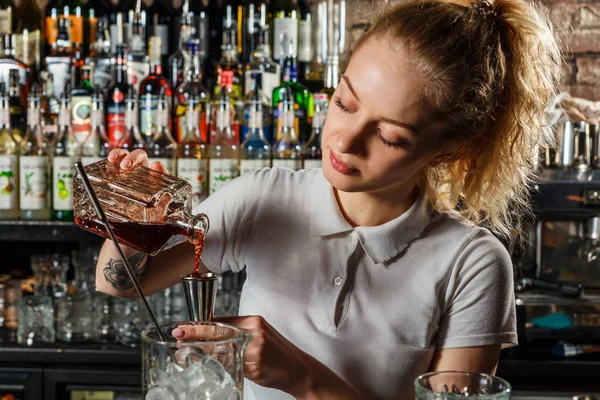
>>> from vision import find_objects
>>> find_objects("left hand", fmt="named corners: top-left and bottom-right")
top-left (172, 315), bottom-right (312, 396)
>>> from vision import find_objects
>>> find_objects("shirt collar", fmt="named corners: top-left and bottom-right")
top-left (309, 170), bottom-right (433, 265)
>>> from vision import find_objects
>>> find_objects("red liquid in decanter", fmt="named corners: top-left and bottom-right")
top-left (190, 233), bottom-right (205, 276)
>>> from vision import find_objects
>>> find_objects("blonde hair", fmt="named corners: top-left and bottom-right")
top-left (355, 0), bottom-right (562, 238)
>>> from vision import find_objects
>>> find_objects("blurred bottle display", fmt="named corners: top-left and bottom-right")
top-left (106, 44), bottom-right (130, 148)
top-left (139, 36), bottom-right (171, 143)
top-left (273, 86), bottom-right (301, 170)
top-left (297, 0), bottom-right (312, 82)
top-left (40, 73), bottom-right (60, 148)
top-left (147, 90), bottom-right (176, 173)
top-left (13, 0), bottom-right (42, 73)
top-left (174, 40), bottom-right (209, 143)
top-left (46, 14), bottom-right (72, 100)
top-left (241, 71), bottom-right (271, 144)
top-left (148, 0), bottom-right (174, 67)
top-left (272, 0), bottom-right (299, 67)
top-left (177, 91), bottom-right (208, 208)
top-left (65, 0), bottom-right (85, 53)
top-left (69, 64), bottom-right (92, 153)
top-left (0, 0), bottom-right (14, 37)
top-left (215, 69), bottom-right (241, 142)
top-left (83, 0), bottom-right (111, 56)
top-left (19, 86), bottom-right (49, 220)
top-left (240, 82), bottom-right (271, 175)
top-left (86, 14), bottom-right (112, 90)
top-left (81, 87), bottom-right (106, 163)
top-left (52, 92), bottom-right (75, 221)
top-left (0, 83), bottom-right (18, 220)
top-left (123, 86), bottom-right (143, 152)
top-left (214, 12), bottom-right (243, 102)
top-left (245, 26), bottom-right (279, 104)
top-left (0, 35), bottom-right (31, 105)
top-left (303, 92), bottom-right (326, 169)
top-left (209, 88), bottom-right (238, 195)
top-left (245, 0), bottom-right (269, 64)
top-left (321, 55), bottom-right (339, 99)
top-left (127, 5), bottom-right (150, 92)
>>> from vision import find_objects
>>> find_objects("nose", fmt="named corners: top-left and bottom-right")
top-left (331, 121), bottom-right (369, 156)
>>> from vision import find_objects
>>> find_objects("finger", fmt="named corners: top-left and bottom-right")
top-left (107, 149), bottom-right (129, 164)
top-left (150, 161), bottom-right (169, 175)
top-left (119, 149), bottom-right (149, 170)
top-left (172, 323), bottom-right (234, 341)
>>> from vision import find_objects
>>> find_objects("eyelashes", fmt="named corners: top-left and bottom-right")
top-left (377, 133), bottom-right (407, 149)
top-left (333, 96), bottom-right (354, 114)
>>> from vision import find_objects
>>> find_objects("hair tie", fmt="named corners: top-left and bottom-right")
top-left (469, 0), bottom-right (497, 19)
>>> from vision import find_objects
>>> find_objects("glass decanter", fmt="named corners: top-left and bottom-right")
top-left (73, 159), bottom-right (209, 256)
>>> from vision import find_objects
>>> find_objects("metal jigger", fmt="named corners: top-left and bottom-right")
top-left (181, 273), bottom-right (219, 321)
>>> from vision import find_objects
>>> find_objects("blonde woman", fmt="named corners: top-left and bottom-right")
top-left (97, 0), bottom-right (561, 398)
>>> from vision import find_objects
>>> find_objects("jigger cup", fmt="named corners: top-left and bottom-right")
top-left (181, 272), bottom-right (219, 321)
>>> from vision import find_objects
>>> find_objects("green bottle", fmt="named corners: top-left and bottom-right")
top-left (272, 41), bottom-right (311, 144)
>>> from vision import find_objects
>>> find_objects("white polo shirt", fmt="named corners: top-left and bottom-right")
top-left (195, 168), bottom-right (517, 400)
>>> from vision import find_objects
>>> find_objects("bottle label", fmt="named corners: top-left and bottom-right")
top-left (70, 15), bottom-right (84, 45)
top-left (148, 157), bottom-right (176, 174)
top-left (71, 95), bottom-right (92, 148)
top-left (240, 159), bottom-right (270, 176)
top-left (139, 94), bottom-right (158, 136)
top-left (0, 8), bottom-right (12, 34)
top-left (0, 155), bottom-right (17, 210)
top-left (209, 158), bottom-right (238, 195)
top-left (128, 62), bottom-right (150, 92)
top-left (81, 156), bottom-right (103, 166)
top-left (107, 100), bottom-right (126, 148)
top-left (272, 159), bottom-right (302, 171)
top-left (19, 156), bottom-right (48, 210)
top-left (52, 156), bottom-right (75, 211)
top-left (298, 20), bottom-right (312, 62)
top-left (262, 71), bottom-right (280, 104)
top-left (92, 58), bottom-right (113, 89)
top-left (177, 158), bottom-right (208, 208)
top-left (14, 30), bottom-right (41, 68)
top-left (303, 159), bottom-right (322, 169)
top-left (273, 18), bottom-right (298, 60)
top-left (45, 16), bottom-right (58, 46)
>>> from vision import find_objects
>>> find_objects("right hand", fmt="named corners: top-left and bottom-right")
top-left (107, 149), bottom-right (169, 174)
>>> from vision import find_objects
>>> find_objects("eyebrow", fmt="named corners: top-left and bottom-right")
top-left (341, 75), bottom-right (420, 135)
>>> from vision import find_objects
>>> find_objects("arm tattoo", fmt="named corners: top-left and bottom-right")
top-left (103, 252), bottom-right (148, 291)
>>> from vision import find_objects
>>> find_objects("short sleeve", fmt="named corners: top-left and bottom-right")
top-left (436, 230), bottom-right (518, 349)
top-left (192, 168), bottom-right (273, 274)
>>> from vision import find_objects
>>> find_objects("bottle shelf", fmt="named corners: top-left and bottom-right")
top-left (0, 220), bottom-right (101, 242)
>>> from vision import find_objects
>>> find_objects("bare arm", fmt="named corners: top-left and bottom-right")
top-left (94, 149), bottom-right (209, 298)
top-left (430, 344), bottom-right (502, 375)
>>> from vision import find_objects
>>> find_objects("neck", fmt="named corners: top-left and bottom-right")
top-left (334, 181), bottom-right (420, 227)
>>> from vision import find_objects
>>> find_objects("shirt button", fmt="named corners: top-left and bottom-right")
top-left (334, 277), bottom-right (343, 286)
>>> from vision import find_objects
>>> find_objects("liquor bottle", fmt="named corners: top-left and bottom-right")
top-left (83, 0), bottom-right (110, 56)
top-left (65, 0), bottom-right (85, 53)
top-left (123, 86), bottom-right (144, 152)
top-left (321, 55), bottom-right (339, 99)
top-left (240, 87), bottom-right (271, 176)
top-left (127, 6), bottom-right (150, 92)
top-left (305, 0), bottom-right (326, 84)
top-left (45, 0), bottom-right (64, 55)
top-left (245, 26), bottom-right (280, 104)
top-left (82, 87), bottom-right (109, 165)
top-left (52, 93), bottom-right (75, 221)
top-left (106, 44), bottom-right (130, 148)
top-left (40, 74), bottom-right (60, 149)
top-left (209, 89), bottom-right (239, 195)
top-left (272, 43), bottom-right (311, 144)
top-left (177, 92), bottom-right (208, 208)
top-left (216, 70), bottom-right (242, 144)
top-left (0, 35), bottom-right (31, 102)
top-left (273, 87), bottom-right (302, 170)
top-left (46, 14), bottom-right (72, 100)
top-left (303, 93), bottom-right (326, 169)
top-left (245, 0), bottom-right (268, 64)
top-left (148, 0), bottom-right (174, 67)
top-left (13, 0), bottom-right (42, 72)
top-left (0, 84), bottom-right (18, 220)
top-left (214, 16), bottom-right (244, 101)
top-left (0, 0), bottom-right (14, 37)
top-left (139, 36), bottom-right (172, 143)
top-left (168, 11), bottom-right (190, 96)
top-left (69, 65), bottom-right (93, 155)
top-left (7, 70), bottom-right (26, 144)
top-left (147, 90), bottom-right (176, 173)
top-left (272, 0), bottom-right (300, 66)
top-left (297, 0), bottom-right (312, 83)
top-left (19, 87), bottom-right (49, 220)
top-left (86, 16), bottom-right (112, 90)
top-left (174, 40), bottom-right (209, 144)
top-left (241, 71), bottom-right (271, 144)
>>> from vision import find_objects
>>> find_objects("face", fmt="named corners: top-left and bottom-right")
top-left (321, 37), bottom-right (450, 196)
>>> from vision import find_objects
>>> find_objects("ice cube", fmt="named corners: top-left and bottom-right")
top-left (174, 347), bottom-right (205, 368)
top-left (158, 359), bottom-right (185, 386)
top-left (146, 386), bottom-right (177, 400)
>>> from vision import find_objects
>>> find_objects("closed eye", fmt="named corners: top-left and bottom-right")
top-left (378, 131), bottom-right (409, 149)
top-left (334, 96), bottom-right (354, 114)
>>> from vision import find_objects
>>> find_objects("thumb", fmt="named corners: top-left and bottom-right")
top-left (150, 161), bottom-right (169, 175)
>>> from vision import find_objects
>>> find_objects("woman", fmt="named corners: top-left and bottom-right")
top-left (96, 0), bottom-right (561, 398)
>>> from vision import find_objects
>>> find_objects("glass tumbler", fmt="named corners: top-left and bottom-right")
top-left (142, 321), bottom-right (251, 399)
top-left (56, 291), bottom-right (94, 342)
top-left (17, 295), bottom-right (55, 345)
top-left (415, 371), bottom-right (511, 399)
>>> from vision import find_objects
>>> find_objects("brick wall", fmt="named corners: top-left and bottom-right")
top-left (344, 0), bottom-right (600, 101)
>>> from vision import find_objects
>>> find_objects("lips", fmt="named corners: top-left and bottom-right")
top-left (329, 150), bottom-right (360, 175)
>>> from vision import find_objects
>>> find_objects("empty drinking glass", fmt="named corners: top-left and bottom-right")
top-left (56, 290), bottom-right (94, 343)
top-left (92, 292), bottom-right (116, 343)
top-left (415, 371), bottom-right (512, 399)
top-left (50, 254), bottom-right (69, 300)
top-left (18, 257), bottom-right (55, 345)
top-left (114, 297), bottom-right (150, 347)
